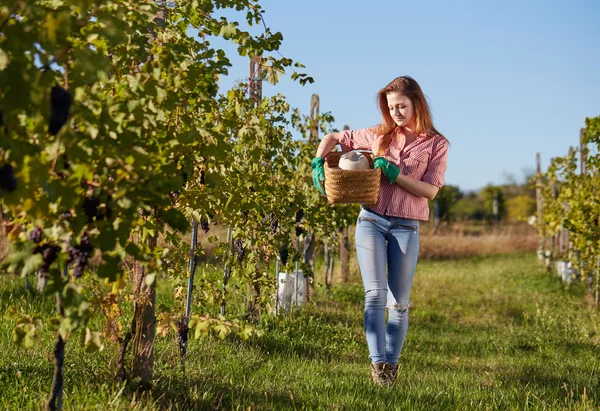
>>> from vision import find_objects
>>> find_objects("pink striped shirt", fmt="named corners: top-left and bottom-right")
top-left (339, 127), bottom-right (449, 221)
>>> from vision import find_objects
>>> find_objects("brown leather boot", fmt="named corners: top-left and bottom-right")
top-left (384, 363), bottom-right (399, 384)
top-left (370, 362), bottom-right (387, 386)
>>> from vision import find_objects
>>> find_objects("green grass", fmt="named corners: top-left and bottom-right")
top-left (1, 253), bottom-right (599, 410)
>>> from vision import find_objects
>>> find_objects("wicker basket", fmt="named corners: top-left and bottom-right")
top-left (324, 152), bottom-right (381, 205)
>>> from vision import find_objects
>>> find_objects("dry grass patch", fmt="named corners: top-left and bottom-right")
top-left (419, 223), bottom-right (537, 260)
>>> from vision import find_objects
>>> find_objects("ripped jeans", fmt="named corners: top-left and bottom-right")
top-left (355, 207), bottom-right (420, 365)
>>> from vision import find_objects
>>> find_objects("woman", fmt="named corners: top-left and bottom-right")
top-left (312, 76), bottom-right (449, 386)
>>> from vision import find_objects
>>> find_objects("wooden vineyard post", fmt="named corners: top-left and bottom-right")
top-left (221, 228), bottom-right (232, 316)
top-left (579, 128), bottom-right (594, 295)
top-left (535, 152), bottom-right (545, 264)
top-left (550, 179), bottom-right (557, 266)
top-left (295, 234), bottom-right (301, 308)
top-left (274, 256), bottom-right (280, 316)
top-left (131, 232), bottom-right (158, 389)
top-left (303, 94), bottom-right (319, 301)
top-left (45, 263), bottom-right (69, 411)
top-left (45, 294), bottom-right (65, 411)
top-left (559, 148), bottom-right (575, 282)
top-left (324, 233), bottom-right (336, 292)
top-left (179, 221), bottom-right (199, 360)
top-left (339, 227), bottom-right (350, 283)
top-left (249, 55), bottom-right (262, 104)
top-left (309, 94), bottom-right (319, 145)
top-left (37, 269), bottom-right (47, 293)
top-left (130, 3), bottom-right (166, 389)
top-left (246, 55), bottom-right (263, 321)
top-left (324, 242), bottom-right (330, 291)
top-left (580, 127), bottom-right (597, 303)
top-left (326, 234), bottom-right (336, 291)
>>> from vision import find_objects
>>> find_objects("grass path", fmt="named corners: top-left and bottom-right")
top-left (1, 253), bottom-right (599, 410)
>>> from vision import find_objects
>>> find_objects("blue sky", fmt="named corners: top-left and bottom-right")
top-left (212, 0), bottom-right (600, 192)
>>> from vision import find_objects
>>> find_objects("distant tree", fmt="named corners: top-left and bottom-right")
top-left (506, 195), bottom-right (536, 222)
top-left (429, 185), bottom-right (462, 221)
top-left (450, 192), bottom-right (486, 221)
top-left (481, 185), bottom-right (506, 222)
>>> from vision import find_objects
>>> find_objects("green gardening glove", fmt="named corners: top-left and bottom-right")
top-left (373, 157), bottom-right (400, 184)
top-left (311, 157), bottom-right (326, 195)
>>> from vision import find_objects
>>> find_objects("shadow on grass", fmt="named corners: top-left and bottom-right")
top-left (497, 364), bottom-right (600, 405)
top-left (244, 332), bottom-right (364, 364)
top-left (147, 367), bottom-right (440, 410)
top-left (114, 375), bottom-right (319, 410)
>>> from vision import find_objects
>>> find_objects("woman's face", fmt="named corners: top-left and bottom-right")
top-left (386, 92), bottom-right (415, 130)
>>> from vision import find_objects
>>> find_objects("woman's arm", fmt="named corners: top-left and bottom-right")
top-left (394, 174), bottom-right (440, 200)
top-left (315, 132), bottom-right (343, 158)
top-left (396, 137), bottom-right (448, 200)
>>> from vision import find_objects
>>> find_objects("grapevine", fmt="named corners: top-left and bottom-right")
top-left (533, 116), bottom-right (600, 304)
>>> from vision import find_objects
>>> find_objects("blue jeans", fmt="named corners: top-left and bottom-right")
top-left (355, 207), bottom-right (420, 365)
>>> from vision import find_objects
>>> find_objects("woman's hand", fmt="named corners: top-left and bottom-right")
top-left (313, 132), bottom-right (345, 196)
top-left (311, 157), bottom-right (326, 195)
top-left (373, 157), bottom-right (400, 184)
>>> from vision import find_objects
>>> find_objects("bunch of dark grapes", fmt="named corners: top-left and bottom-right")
top-left (0, 163), bottom-right (17, 193)
top-left (295, 226), bottom-right (303, 237)
top-left (235, 239), bottom-right (245, 262)
top-left (241, 211), bottom-right (249, 225)
top-left (295, 209), bottom-right (304, 223)
top-left (68, 233), bottom-right (94, 279)
top-left (278, 246), bottom-right (289, 266)
top-left (199, 169), bottom-right (205, 185)
top-left (49, 85), bottom-right (72, 135)
top-left (29, 227), bottom-right (44, 244)
top-left (200, 218), bottom-right (209, 233)
top-left (34, 244), bottom-right (61, 274)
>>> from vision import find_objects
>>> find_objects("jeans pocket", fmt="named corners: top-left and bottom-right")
top-left (358, 217), bottom-right (377, 224)
top-left (393, 223), bottom-right (418, 233)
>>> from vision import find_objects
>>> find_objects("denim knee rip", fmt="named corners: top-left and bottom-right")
top-left (365, 289), bottom-right (410, 312)
top-left (387, 303), bottom-right (410, 312)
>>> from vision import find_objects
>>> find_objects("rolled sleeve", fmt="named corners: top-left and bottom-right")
top-left (421, 138), bottom-right (449, 188)
top-left (338, 127), bottom-right (378, 152)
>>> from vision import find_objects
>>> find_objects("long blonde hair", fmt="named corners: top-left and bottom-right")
top-left (372, 76), bottom-right (446, 155)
